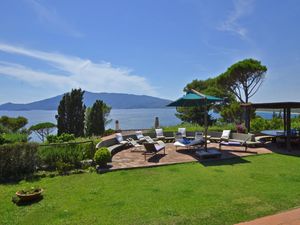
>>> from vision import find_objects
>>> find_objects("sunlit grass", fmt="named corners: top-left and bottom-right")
top-left (1, 153), bottom-right (300, 225)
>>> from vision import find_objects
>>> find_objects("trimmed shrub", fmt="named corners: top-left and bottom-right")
top-left (94, 147), bottom-right (111, 167)
top-left (38, 141), bottom-right (95, 170)
top-left (0, 143), bottom-right (39, 181)
top-left (46, 133), bottom-right (75, 143)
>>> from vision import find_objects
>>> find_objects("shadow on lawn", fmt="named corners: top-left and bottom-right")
top-left (176, 148), bottom-right (251, 167)
top-left (1, 175), bottom-right (41, 185)
top-left (12, 195), bottom-right (44, 206)
top-left (200, 157), bottom-right (250, 167)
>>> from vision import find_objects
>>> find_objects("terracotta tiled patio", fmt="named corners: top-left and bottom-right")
top-left (236, 207), bottom-right (300, 225)
top-left (100, 132), bottom-right (300, 171)
top-left (108, 142), bottom-right (273, 170)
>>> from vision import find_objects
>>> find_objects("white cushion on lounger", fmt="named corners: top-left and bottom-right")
top-left (178, 128), bottom-right (186, 137)
top-left (144, 136), bottom-right (155, 143)
top-left (174, 141), bottom-right (187, 147)
top-left (221, 130), bottom-right (231, 139)
top-left (195, 132), bottom-right (204, 141)
top-left (155, 128), bottom-right (164, 137)
top-left (115, 133), bottom-right (124, 143)
top-left (136, 130), bottom-right (144, 140)
top-left (175, 132), bottom-right (183, 141)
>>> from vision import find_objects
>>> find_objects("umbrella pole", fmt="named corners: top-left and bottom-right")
top-left (204, 98), bottom-right (208, 151)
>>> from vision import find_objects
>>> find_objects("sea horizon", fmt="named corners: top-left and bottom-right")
top-left (0, 108), bottom-right (297, 131)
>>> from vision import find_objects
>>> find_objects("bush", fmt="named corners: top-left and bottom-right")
top-left (38, 141), bottom-right (95, 170)
top-left (104, 129), bottom-right (115, 136)
top-left (0, 135), bottom-right (5, 145)
top-left (1, 133), bottom-right (28, 144)
top-left (0, 124), bottom-right (9, 134)
top-left (56, 161), bottom-right (74, 175)
top-left (0, 143), bottom-right (39, 181)
top-left (162, 122), bottom-right (236, 132)
top-left (94, 147), bottom-right (111, 167)
top-left (46, 133), bottom-right (75, 143)
top-left (250, 117), bottom-right (284, 133)
top-left (236, 124), bottom-right (247, 133)
top-left (46, 134), bottom-right (57, 143)
top-left (59, 133), bottom-right (76, 142)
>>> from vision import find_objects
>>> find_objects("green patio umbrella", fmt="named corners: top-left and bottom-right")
top-left (167, 89), bottom-right (223, 151)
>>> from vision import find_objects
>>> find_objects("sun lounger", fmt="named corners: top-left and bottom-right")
top-left (155, 128), bottom-right (165, 140)
top-left (127, 138), bottom-right (144, 152)
top-left (144, 136), bottom-right (156, 144)
top-left (174, 137), bottom-right (205, 150)
top-left (178, 128), bottom-right (187, 138)
top-left (219, 132), bottom-right (261, 151)
top-left (135, 130), bottom-right (147, 143)
top-left (210, 130), bottom-right (231, 143)
top-left (115, 133), bottom-right (129, 145)
top-left (143, 141), bottom-right (166, 160)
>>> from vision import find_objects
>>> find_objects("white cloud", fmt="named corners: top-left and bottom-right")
top-left (0, 43), bottom-right (157, 96)
top-left (218, 0), bottom-right (254, 38)
top-left (25, 0), bottom-right (83, 37)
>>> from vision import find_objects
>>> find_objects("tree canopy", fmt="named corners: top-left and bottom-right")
top-left (218, 58), bottom-right (267, 103)
top-left (176, 58), bottom-right (265, 124)
top-left (175, 78), bottom-right (233, 125)
top-left (0, 116), bottom-right (28, 133)
top-left (29, 122), bottom-right (56, 142)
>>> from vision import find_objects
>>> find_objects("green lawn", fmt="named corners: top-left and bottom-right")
top-left (2, 153), bottom-right (300, 225)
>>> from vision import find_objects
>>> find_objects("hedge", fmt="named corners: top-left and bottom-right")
top-left (0, 143), bottom-right (39, 181)
top-left (38, 141), bottom-right (96, 170)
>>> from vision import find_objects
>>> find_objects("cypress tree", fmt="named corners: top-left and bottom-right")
top-left (56, 89), bottom-right (85, 137)
top-left (56, 94), bottom-right (67, 135)
top-left (86, 100), bottom-right (105, 136)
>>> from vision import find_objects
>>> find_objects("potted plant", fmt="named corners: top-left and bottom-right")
top-left (16, 187), bottom-right (43, 202)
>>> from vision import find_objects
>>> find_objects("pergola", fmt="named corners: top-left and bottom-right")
top-left (241, 102), bottom-right (300, 150)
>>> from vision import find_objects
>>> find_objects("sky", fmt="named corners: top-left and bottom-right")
top-left (0, 0), bottom-right (300, 104)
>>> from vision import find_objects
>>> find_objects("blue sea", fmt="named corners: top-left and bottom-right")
top-left (0, 109), bottom-right (298, 130)
top-left (0, 109), bottom-right (298, 141)
top-left (0, 108), bottom-right (181, 130)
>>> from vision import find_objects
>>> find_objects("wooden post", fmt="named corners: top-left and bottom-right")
top-left (283, 108), bottom-right (287, 134)
top-left (286, 107), bottom-right (291, 150)
top-left (245, 107), bottom-right (250, 132)
top-left (204, 98), bottom-right (208, 151)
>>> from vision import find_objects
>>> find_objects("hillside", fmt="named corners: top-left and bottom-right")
top-left (0, 92), bottom-right (172, 111)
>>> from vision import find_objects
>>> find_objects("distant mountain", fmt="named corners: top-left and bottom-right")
top-left (0, 92), bottom-right (172, 111)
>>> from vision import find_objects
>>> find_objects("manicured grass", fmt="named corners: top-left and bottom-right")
top-left (2, 153), bottom-right (300, 225)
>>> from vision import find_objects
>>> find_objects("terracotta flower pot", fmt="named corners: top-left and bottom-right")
top-left (16, 189), bottom-right (43, 202)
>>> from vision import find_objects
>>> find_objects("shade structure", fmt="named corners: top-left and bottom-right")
top-left (168, 92), bottom-right (222, 107)
top-left (167, 89), bottom-right (223, 151)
